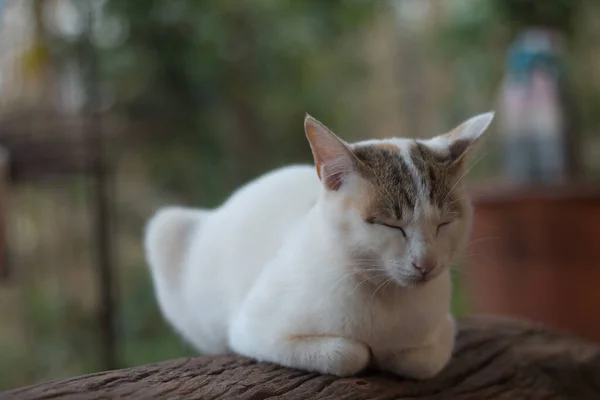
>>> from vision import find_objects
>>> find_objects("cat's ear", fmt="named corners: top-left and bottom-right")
top-left (304, 114), bottom-right (355, 191)
top-left (435, 111), bottom-right (494, 165)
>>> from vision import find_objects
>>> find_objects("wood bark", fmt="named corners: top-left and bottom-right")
top-left (3, 316), bottom-right (600, 400)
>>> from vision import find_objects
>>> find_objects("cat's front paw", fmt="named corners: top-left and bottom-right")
top-left (378, 317), bottom-right (455, 380)
top-left (229, 313), bottom-right (370, 377)
top-left (315, 337), bottom-right (371, 377)
top-left (395, 350), bottom-right (451, 380)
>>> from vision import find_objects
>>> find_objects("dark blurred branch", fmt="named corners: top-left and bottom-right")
top-left (81, 1), bottom-right (118, 371)
top-left (0, 147), bottom-right (8, 283)
top-left (494, 0), bottom-right (584, 37)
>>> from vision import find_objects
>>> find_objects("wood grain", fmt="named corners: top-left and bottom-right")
top-left (3, 316), bottom-right (600, 400)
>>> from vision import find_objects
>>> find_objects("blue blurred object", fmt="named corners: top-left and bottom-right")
top-left (498, 28), bottom-right (570, 184)
top-left (506, 32), bottom-right (561, 82)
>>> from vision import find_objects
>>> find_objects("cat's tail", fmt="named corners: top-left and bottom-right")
top-left (144, 207), bottom-right (206, 292)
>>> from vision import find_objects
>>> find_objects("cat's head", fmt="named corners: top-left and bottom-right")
top-left (305, 112), bottom-right (494, 287)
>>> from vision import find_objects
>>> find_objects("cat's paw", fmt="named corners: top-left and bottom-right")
top-left (228, 315), bottom-right (370, 377)
top-left (313, 337), bottom-right (371, 377)
top-left (392, 350), bottom-right (451, 380)
top-left (378, 317), bottom-right (455, 380)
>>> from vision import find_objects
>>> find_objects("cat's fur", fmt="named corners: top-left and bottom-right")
top-left (145, 112), bottom-right (494, 379)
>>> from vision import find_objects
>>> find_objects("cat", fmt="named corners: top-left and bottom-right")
top-left (144, 111), bottom-right (494, 379)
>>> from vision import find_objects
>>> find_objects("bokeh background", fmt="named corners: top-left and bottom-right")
top-left (2, 0), bottom-right (600, 390)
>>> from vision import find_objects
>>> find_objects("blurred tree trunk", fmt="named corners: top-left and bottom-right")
top-left (223, 7), bottom-right (266, 183)
top-left (363, 9), bottom-right (404, 139)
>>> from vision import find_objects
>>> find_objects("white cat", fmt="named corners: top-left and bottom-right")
top-left (144, 111), bottom-right (494, 379)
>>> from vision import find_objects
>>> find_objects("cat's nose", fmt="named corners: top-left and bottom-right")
top-left (412, 255), bottom-right (436, 276)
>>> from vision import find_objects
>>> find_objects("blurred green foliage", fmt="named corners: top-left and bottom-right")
top-left (494, 0), bottom-right (585, 36)
top-left (95, 0), bottom-right (379, 205)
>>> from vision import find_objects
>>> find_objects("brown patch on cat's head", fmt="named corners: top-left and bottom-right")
top-left (347, 145), bottom-right (417, 223)
top-left (408, 142), bottom-right (464, 216)
top-left (373, 143), bottom-right (401, 152)
top-left (340, 142), bottom-right (466, 222)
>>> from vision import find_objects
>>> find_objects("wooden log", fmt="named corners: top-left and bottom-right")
top-left (3, 316), bottom-right (600, 400)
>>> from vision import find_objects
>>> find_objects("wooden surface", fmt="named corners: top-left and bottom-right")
top-left (3, 316), bottom-right (600, 400)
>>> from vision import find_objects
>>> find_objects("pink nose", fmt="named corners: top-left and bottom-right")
top-left (412, 256), bottom-right (436, 276)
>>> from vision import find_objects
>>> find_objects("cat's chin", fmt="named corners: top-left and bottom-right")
top-left (388, 275), bottom-right (420, 288)
top-left (395, 271), bottom-right (444, 288)
top-left (396, 279), bottom-right (425, 288)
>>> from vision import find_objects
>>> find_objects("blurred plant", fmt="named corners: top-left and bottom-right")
top-left (49, 0), bottom-right (378, 205)
top-left (494, 0), bottom-right (585, 37)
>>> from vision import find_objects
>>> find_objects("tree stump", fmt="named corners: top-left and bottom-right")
top-left (3, 316), bottom-right (600, 400)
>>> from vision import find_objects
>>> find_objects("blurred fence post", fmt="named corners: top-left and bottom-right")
top-left (0, 146), bottom-right (9, 282)
top-left (83, 1), bottom-right (117, 371)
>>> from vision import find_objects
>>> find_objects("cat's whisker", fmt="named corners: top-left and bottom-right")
top-left (444, 152), bottom-right (488, 204)
top-left (444, 196), bottom-right (469, 208)
top-left (348, 258), bottom-right (385, 263)
top-left (348, 260), bottom-right (388, 267)
top-left (352, 273), bottom-right (390, 293)
top-left (467, 236), bottom-right (501, 245)
top-left (368, 277), bottom-right (394, 304)
top-left (348, 264), bottom-right (388, 270)
top-left (327, 268), bottom-right (388, 294)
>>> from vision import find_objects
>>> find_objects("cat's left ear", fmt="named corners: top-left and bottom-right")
top-left (304, 114), bottom-right (356, 191)
top-left (433, 111), bottom-right (495, 165)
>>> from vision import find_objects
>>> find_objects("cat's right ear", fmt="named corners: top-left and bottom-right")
top-left (304, 115), bottom-right (355, 191)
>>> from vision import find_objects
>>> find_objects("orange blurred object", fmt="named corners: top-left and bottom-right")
top-left (465, 184), bottom-right (600, 344)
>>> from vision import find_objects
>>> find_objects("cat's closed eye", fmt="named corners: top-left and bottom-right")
top-left (436, 221), bottom-right (453, 235)
top-left (366, 217), bottom-right (407, 238)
